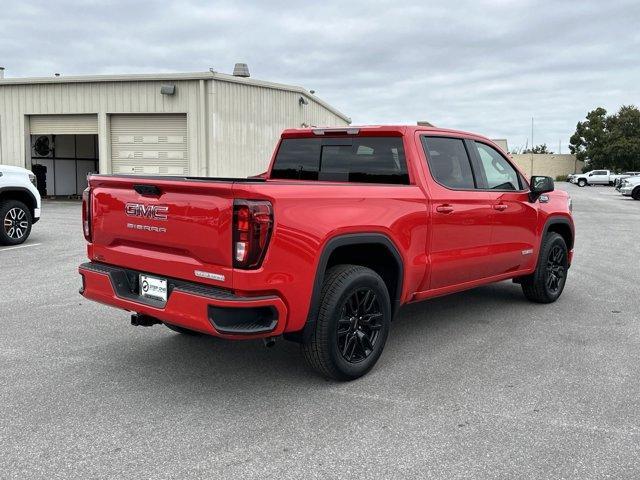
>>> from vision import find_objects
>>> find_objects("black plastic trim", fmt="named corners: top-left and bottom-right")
top-left (290, 233), bottom-right (404, 343)
top-left (208, 305), bottom-right (278, 334)
top-left (91, 174), bottom-right (266, 183)
top-left (0, 186), bottom-right (38, 216)
top-left (134, 184), bottom-right (162, 196)
top-left (541, 216), bottom-right (575, 259)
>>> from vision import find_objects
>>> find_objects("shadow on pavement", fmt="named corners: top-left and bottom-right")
top-left (89, 281), bottom-right (532, 390)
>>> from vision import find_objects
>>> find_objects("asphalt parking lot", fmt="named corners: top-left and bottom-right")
top-left (1, 184), bottom-right (639, 479)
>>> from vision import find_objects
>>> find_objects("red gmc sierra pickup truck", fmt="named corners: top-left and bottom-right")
top-left (79, 126), bottom-right (574, 380)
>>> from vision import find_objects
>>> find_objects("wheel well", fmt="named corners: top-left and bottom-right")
top-left (325, 243), bottom-right (401, 314)
top-left (547, 222), bottom-right (573, 250)
top-left (0, 190), bottom-right (36, 217)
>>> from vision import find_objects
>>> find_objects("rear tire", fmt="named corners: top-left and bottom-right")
top-left (302, 265), bottom-right (391, 381)
top-left (577, 179), bottom-right (587, 187)
top-left (164, 323), bottom-right (202, 335)
top-left (0, 200), bottom-right (32, 246)
top-left (521, 232), bottom-right (568, 303)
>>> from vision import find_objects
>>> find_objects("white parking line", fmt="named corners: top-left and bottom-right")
top-left (0, 243), bottom-right (42, 252)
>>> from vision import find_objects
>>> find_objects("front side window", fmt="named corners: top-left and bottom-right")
top-left (474, 142), bottom-right (521, 190)
top-left (271, 137), bottom-right (409, 184)
top-left (421, 136), bottom-right (475, 189)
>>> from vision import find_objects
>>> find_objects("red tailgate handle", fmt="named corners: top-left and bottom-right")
top-left (493, 203), bottom-right (508, 211)
top-left (435, 204), bottom-right (454, 214)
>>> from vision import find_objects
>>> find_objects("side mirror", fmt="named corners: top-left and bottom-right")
top-left (588, 173), bottom-right (594, 176)
top-left (529, 175), bottom-right (554, 202)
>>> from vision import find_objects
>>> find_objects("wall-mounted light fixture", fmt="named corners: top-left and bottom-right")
top-left (299, 96), bottom-right (308, 106)
top-left (160, 84), bottom-right (176, 95)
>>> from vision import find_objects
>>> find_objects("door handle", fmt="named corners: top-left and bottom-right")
top-left (493, 203), bottom-right (508, 211)
top-left (436, 204), bottom-right (454, 214)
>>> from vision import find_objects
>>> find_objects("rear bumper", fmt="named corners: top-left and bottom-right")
top-left (78, 262), bottom-right (287, 339)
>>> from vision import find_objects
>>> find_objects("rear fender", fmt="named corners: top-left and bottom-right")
top-left (286, 233), bottom-right (403, 343)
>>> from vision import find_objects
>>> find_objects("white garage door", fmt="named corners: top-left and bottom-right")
top-left (30, 114), bottom-right (98, 135)
top-left (110, 114), bottom-right (188, 175)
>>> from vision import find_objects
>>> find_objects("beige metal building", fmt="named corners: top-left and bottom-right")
top-left (511, 153), bottom-right (583, 178)
top-left (0, 68), bottom-right (350, 195)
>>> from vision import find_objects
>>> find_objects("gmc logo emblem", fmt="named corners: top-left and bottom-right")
top-left (125, 203), bottom-right (168, 221)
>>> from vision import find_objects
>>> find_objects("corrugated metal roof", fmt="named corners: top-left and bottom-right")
top-left (0, 71), bottom-right (351, 123)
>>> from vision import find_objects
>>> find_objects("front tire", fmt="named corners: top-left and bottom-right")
top-left (302, 265), bottom-right (391, 381)
top-left (0, 200), bottom-right (32, 246)
top-left (577, 179), bottom-right (587, 187)
top-left (521, 233), bottom-right (568, 303)
top-left (632, 187), bottom-right (640, 200)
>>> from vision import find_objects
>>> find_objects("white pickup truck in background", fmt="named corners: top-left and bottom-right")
top-left (570, 170), bottom-right (623, 187)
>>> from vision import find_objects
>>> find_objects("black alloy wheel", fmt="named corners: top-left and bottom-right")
top-left (545, 244), bottom-right (566, 295)
top-left (337, 288), bottom-right (384, 363)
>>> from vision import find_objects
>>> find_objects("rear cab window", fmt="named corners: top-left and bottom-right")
top-left (421, 136), bottom-right (476, 189)
top-left (270, 137), bottom-right (409, 184)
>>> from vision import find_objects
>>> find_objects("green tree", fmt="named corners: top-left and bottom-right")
top-left (569, 105), bottom-right (640, 171)
top-left (606, 105), bottom-right (640, 171)
top-left (522, 144), bottom-right (553, 154)
top-left (569, 107), bottom-right (609, 169)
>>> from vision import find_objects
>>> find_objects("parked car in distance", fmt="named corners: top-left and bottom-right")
top-left (0, 165), bottom-right (41, 245)
top-left (619, 176), bottom-right (640, 200)
top-left (571, 169), bottom-right (622, 187)
top-left (78, 125), bottom-right (575, 380)
top-left (614, 172), bottom-right (640, 189)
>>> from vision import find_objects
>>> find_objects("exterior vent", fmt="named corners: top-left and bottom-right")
top-left (232, 63), bottom-right (250, 77)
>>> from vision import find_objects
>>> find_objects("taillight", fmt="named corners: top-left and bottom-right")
top-left (233, 200), bottom-right (273, 269)
top-left (82, 187), bottom-right (92, 242)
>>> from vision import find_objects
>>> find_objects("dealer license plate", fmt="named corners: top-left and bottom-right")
top-left (139, 274), bottom-right (167, 302)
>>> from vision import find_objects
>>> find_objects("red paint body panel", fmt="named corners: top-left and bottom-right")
top-left (80, 126), bottom-right (574, 338)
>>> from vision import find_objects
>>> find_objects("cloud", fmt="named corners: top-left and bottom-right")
top-left (1, 0), bottom-right (638, 151)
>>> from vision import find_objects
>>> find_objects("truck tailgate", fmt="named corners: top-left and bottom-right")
top-left (88, 176), bottom-right (235, 288)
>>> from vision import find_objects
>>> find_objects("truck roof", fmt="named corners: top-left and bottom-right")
top-left (281, 125), bottom-right (496, 144)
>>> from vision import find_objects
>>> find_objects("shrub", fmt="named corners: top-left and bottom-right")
top-left (555, 174), bottom-right (569, 182)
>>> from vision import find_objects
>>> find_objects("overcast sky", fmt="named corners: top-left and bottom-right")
top-left (1, 0), bottom-right (639, 152)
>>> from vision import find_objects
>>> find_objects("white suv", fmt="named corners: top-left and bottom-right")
top-left (0, 165), bottom-right (42, 245)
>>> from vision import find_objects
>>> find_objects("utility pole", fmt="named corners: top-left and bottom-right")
top-left (530, 117), bottom-right (534, 176)
top-left (559, 139), bottom-right (561, 155)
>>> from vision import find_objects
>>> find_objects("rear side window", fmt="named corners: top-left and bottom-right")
top-left (271, 137), bottom-right (409, 184)
top-left (421, 137), bottom-right (475, 189)
top-left (474, 142), bottom-right (521, 190)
